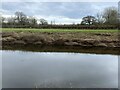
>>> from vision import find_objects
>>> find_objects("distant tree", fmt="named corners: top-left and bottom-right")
top-left (15, 11), bottom-right (27, 25)
top-left (2, 17), bottom-right (5, 23)
top-left (102, 7), bottom-right (118, 25)
top-left (7, 17), bottom-right (16, 25)
top-left (81, 16), bottom-right (97, 25)
top-left (28, 16), bottom-right (37, 26)
top-left (39, 18), bottom-right (48, 25)
top-left (118, 2), bottom-right (120, 29)
top-left (51, 21), bottom-right (53, 25)
top-left (96, 12), bottom-right (105, 24)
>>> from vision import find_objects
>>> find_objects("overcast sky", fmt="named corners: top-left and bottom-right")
top-left (1, 1), bottom-right (119, 24)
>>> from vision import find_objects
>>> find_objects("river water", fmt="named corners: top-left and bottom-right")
top-left (1, 46), bottom-right (119, 88)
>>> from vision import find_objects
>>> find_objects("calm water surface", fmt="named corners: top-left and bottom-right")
top-left (1, 49), bottom-right (118, 88)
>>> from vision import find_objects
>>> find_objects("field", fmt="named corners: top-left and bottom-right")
top-left (1, 28), bottom-right (118, 33)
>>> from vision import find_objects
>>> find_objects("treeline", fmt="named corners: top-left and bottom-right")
top-left (2, 24), bottom-right (118, 29)
top-left (1, 6), bottom-right (120, 29)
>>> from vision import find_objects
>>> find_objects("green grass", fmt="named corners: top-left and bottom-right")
top-left (0, 28), bottom-right (118, 33)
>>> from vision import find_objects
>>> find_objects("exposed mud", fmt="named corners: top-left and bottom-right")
top-left (1, 31), bottom-right (120, 48)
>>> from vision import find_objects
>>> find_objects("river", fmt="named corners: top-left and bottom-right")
top-left (1, 46), bottom-right (119, 88)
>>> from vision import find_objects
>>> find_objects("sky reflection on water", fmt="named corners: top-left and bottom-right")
top-left (2, 50), bottom-right (118, 88)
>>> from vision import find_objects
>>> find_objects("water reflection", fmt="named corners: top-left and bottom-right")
top-left (2, 50), bottom-right (118, 88)
top-left (2, 45), bottom-right (120, 55)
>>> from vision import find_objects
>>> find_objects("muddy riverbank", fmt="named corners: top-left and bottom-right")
top-left (2, 45), bottom-right (120, 55)
top-left (1, 31), bottom-right (120, 48)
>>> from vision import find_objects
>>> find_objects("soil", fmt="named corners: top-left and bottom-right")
top-left (1, 32), bottom-right (120, 48)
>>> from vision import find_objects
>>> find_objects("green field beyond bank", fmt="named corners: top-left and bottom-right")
top-left (1, 28), bottom-right (118, 33)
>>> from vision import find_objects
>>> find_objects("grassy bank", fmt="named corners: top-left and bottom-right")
top-left (1, 28), bottom-right (119, 48)
top-left (1, 28), bottom-right (118, 33)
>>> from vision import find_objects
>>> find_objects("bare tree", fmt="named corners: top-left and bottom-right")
top-left (103, 7), bottom-right (118, 24)
top-left (7, 17), bottom-right (16, 24)
top-left (28, 16), bottom-right (37, 26)
top-left (15, 11), bottom-right (27, 25)
top-left (2, 17), bottom-right (5, 23)
top-left (96, 12), bottom-right (105, 24)
top-left (39, 18), bottom-right (48, 25)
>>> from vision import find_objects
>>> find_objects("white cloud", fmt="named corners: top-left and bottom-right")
top-left (33, 15), bottom-right (82, 24)
top-left (2, 14), bottom-right (82, 24)
top-left (0, 9), bottom-right (11, 15)
top-left (2, 14), bottom-right (15, 18)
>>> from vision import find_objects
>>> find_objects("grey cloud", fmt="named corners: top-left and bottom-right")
top-left (1, 2), bottom-right (118, 24)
